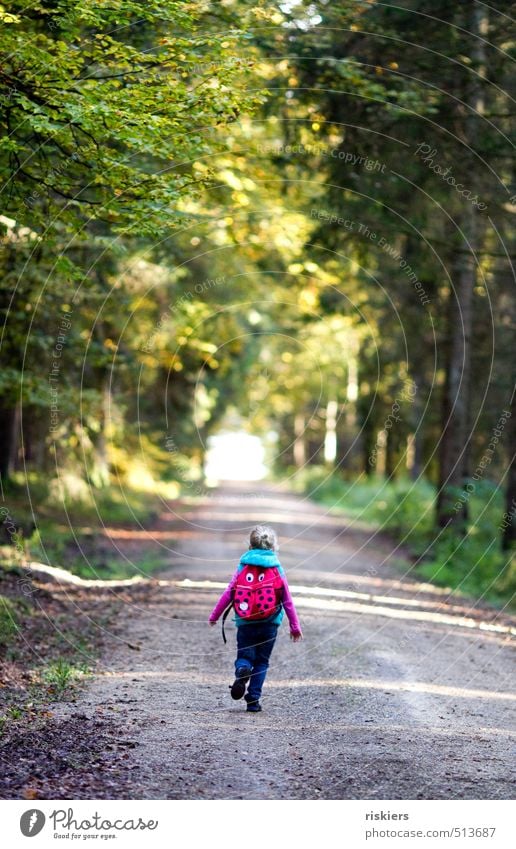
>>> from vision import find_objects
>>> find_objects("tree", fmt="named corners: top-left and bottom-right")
top-left (0, 0), bottom-right (264, 486)
top-left (274, 0), bottom-right (514, 537)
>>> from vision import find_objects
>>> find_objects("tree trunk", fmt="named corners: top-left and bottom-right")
top-left (0, 403), bottom-right (20, 486)
top-left (436, 1), bottom-right (486, 530)
top-left (338, 353), bottom-right (360, 473)
top-left (361, 424), bottom-right (375, 476)
top-left (293, 413), bottom-right (306, 467)
top-left (385, 425), bottom-right (396, 480)
top-left (323, 400), bottom-right (338, 465)
top-left (92, 371), bottom-right (111, 487)
top-left (436, 227), bottom-right (477, 529)
top-left (501, 388), bottom-right (516, 551)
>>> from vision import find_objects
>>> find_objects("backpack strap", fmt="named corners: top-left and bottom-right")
top-left (221, 601), bottom-right (234, 644)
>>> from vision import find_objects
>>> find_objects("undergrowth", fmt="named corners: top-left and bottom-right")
top-left (292, 468), bottom-right (515, 608)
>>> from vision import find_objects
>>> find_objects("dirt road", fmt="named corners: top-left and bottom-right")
top-left (51, 484), bottom-right (516, 799)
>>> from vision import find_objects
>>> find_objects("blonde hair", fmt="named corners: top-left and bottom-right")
top-left (249, 525), bottom-right (278, 551)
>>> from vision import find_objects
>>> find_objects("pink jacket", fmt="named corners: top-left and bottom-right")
top-left (209, 568), bottom-right (303, 636)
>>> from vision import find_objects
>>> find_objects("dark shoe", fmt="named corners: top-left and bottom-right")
top-left (230, 666), bottom-right (251, 700)
top-left (246, 699), bottom-right (262, 712)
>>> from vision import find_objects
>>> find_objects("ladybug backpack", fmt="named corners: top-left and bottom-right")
top-left (221, 563), bottom-right (284, 643)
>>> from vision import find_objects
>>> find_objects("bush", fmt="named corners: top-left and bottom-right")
top-left (293, 468), bottom-right (514, 607)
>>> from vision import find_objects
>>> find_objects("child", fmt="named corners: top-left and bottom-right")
top-left (209, 524), bottom-right (303, 712)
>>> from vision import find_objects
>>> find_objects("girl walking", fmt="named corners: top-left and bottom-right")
top-left (209, 525), bottom-right (303, 712)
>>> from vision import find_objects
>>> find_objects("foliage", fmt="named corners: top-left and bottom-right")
top-left (1, 0), bottom-right (263, 234)
top-left (0, 1), bottom-right (513, 604)
top-left (0, 595), bottom-right (19, 645)
top-left (296, 468), bottom-right (515, 606)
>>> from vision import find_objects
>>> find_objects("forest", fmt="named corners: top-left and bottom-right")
top-left (0, 0), bottom-right (515, 804)
top-left (1, 0), bottom-right (514, 598)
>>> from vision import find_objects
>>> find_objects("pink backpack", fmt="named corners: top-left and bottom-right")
top-left (222, 564), bottom-right (284, 642)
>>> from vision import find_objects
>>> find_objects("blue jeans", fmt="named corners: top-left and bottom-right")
top-left (235, 620), bottom-right (279, 701)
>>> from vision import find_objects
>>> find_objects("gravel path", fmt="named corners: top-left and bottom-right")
top-left (53, 483), bottom-right (516, 799)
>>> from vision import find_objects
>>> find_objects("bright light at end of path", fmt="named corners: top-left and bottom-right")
top-left (204, 431), bottom-right (267, 483)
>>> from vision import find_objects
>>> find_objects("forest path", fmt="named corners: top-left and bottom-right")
top-left (54, 483), bottom-right (516, 799)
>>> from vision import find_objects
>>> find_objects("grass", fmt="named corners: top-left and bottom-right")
top-left (64, 551), bottom-right (168, 581)
top-left (41, 659), bottom-right (89, 700)
top-left (0, 660), bottom-right (91, 736)
top-left (0, 470), bottom-right (173, 581)
top-left (0, 567), bottom-right (117, 737)
top-left (0, 595), bottom-right (19, 645)
top-left (0, 467), bottom-right (171, 737)
top-left (1, 528), bottom-right (168, 582)
top-left (2, 470), bottom-right (166, 527)
top-left (292, 467), bottom-right (515, 608)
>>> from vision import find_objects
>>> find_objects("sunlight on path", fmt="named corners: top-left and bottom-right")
top-left (176, 578), bottom-right (516, 636)
top-left (97, 668), bottom-right (516, 704)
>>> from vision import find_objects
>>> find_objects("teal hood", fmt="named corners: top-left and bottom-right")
top-left (239, 548), bottom-right (281, 569)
